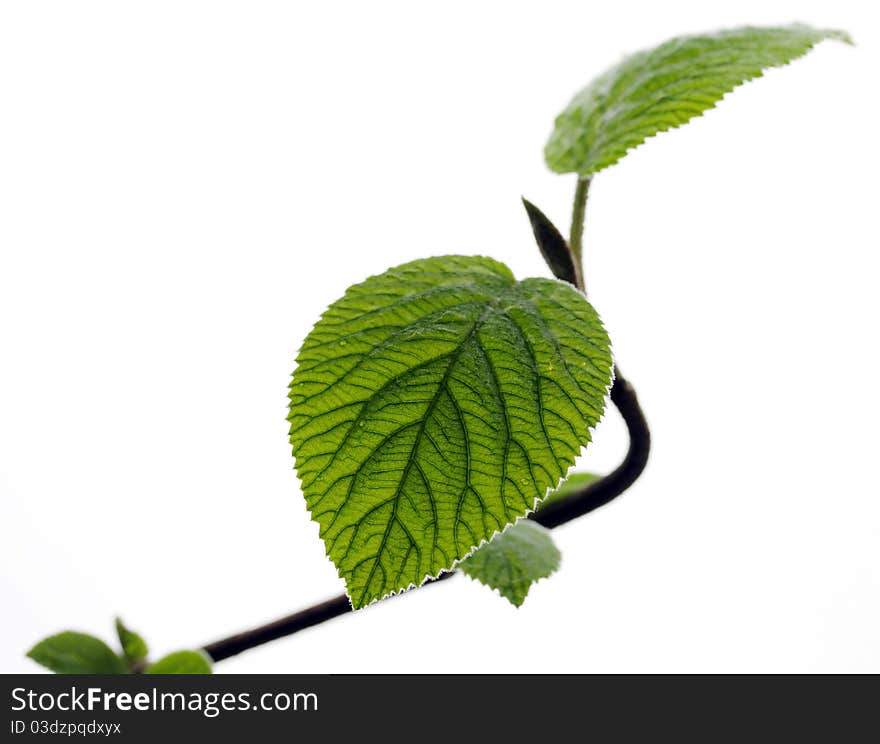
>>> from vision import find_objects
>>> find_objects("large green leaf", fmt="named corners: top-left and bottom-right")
top-left (289, 255), bottom-right (612, 608)
top-left (27, 632), bottom-right (127, 674)
top-left (460, 521), bottom-right (561, 607)
top-left (545, 24), bottom-right (851, 176)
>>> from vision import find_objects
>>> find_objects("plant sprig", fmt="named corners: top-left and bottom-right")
top-left (28, 620), bottom-right (212, 675)
top-left (26, 22), bottom-right (850, 672)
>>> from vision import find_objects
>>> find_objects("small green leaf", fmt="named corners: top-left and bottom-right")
top-left (545, 24), bottom-right (852, 176)
top-left (460, 521), bottom-right (561, 607)
top-left (538, 471), bottom-right (602, 510)
top-left (27, 632), bottom-right (127, 674)
top-left (146, 650), bottom-right (212, 674)
top-left (521, 198), bottom-right (579, 286)
top-left (289, 255), bottom-right (612, 608)
top-left (115, 618), bottom-right (148, 664)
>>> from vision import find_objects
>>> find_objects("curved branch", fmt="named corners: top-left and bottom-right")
top-left (202, 371), bottom-right (649, 663)
top-left (531, 371), bottom-right (649, 529)
top-left (203, 575), bottom-right (454, 663)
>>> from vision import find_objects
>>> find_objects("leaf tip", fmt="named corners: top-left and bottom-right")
top-left (828, 29), bottom-right (854, 46)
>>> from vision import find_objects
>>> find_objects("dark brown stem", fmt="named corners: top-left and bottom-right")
top-left (531, 371), bottom-right (649, 529)
top-left (203, 575), bottom-right (453, 663)
top-left (202, 372), bottom-right (649, 663)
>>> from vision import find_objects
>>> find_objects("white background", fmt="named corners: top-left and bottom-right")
top-left (2, 1), bottom-right (878, 674)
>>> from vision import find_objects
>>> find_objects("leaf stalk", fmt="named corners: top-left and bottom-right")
top-left (569, 176), bottom-right (591, 292)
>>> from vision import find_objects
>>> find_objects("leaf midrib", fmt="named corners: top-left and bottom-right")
top-left (353, 305), bottom-right (493, 606)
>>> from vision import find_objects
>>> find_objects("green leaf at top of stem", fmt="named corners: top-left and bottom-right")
top-left (545, 24), bottom-right (851, 177)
